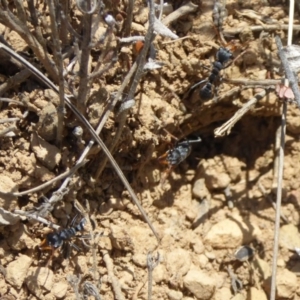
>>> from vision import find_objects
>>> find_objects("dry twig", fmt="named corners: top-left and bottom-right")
top-left (162, 1), bottom-right (198, 26)
top-left (223, 24), bottom-right (300, 36)
top-left (214, 89), bottom-right (269, 137)
top-left (47, 0), bottom-right (65, 146)
top-left (101, 250), bottom-right (125, 300)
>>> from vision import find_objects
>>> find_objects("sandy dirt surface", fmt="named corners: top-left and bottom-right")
top-left (0, 0), bottom-right (300, 299)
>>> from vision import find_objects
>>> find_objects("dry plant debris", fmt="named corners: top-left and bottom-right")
top-left (0, 0), bottom-right (299, 299)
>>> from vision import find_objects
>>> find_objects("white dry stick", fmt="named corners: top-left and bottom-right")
top-left (14, 209), bottom-right (61, 230)
top-left (214, 89), bottom-right (267, 137)
top-left (0, 125), bottom-right (16, 137)
top-left (162, 1), bottom-right (198, 26)
top-left (154, 17), bottom-right (179, 39)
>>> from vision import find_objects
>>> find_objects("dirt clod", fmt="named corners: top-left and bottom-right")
top-left (5, 254), bottom-right (32, 289)
top-left (25, 267), bottom-right (54, 298)
top-left (183, 269), bottom-right (216, 300)
top-left (30, 134), bottom-right (61, 170)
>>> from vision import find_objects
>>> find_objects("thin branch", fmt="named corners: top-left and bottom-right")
top-left (0, 69), bottom-right (31, 96)
top-left (47, 0), bottom-right (65, 146)
top-left (94, 63), bottom-right (138, 180)
top-left (123, 0), bottom-right (135, 37)
top-left (0, 5), bottom-right (58, 80)
top-left (76, 0), bottom-right (94, 111)
top-left (102, 0), bottom-right (156, 178)
top-left (14, 0), bottom-right (27, 25)
top-left (27, 0), bottom-right (48, 51)
top-left (74, 200), bottom-right (98, 281)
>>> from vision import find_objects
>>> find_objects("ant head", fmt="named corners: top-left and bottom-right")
top-left (216, 48), bottom-right (233, 64)
top-left (46, 232), bottom-right (63, 248)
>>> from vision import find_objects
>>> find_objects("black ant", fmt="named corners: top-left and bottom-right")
top-left (186, 0), bottom-right (234, 102)
top-left (197, 47), bottom-right (233, 100)
top-left (158, 136), bottom-right (202, 184)
top-left (39, 217), bottom-right (86, 262)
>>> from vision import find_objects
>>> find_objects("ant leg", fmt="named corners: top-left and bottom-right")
top-left (190, 79), bottom-right (208, 90)
top-left (45, 247), bottom-right (55, 267)
top-left (161, 128), bottom-right (179, 142)
top-left (160, 166), bottom-right (173, 186)
top-left (186, 136), bottom-right (202, 144)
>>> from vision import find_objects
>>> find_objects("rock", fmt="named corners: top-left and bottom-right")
top-left (110, 224), bottom-right (157, 253)
top-left (204, 219), bottom-right (242, 249)
top-left (30, 133), bottom-right (61, 170)
top-left (279, 223), bottom-right (300, 250)
top-left (183, 269), bottom-right (216, 300)
top-left (0, 208), bottom-right (21, 225)
top-left (252, 258), bottom-right (271, 281)
top-left (129, 225), bottom-right (158, 253)
top-left (5, 255), bottom-right (32, 289)
top-left (204, 214), bottom-right (261, 249)
top-left (222, 156), bottom-right (244, 182)
top-left (167, 289), bottom-right (183, 300)
top-left (7, 223), bottom-right (35, 251)
top-left (132, 253), bottom-right (147, 267)
top-left (190, 238), bottom-right (204, 254)
top-left (276, 269), bottom-right (297, 298)
top-left (196, 157), bottom-right (244, 191)
top-left (34, 164), bottom-right (55, 182)
top-left (52, 281), bottom-right (68, 299)
top-left (153, 264), bottom-right (168, 283)
top-left (37, 102), bottom-right (58, 142)
top-left (74, 255), bottom-right (88, 274)
top-left (98, 236), bottom-right (112, 251)
top-left (119, 268), bottom-right (134, 287)
top-left (231, 294), bottom-right (246, 300)
top-left (0, 175), bottom-right (18, 210)
top-left (264, 268), bottom-right (297, 299)
top-left (193, 178), bottom-right (210, 199)
top-left (197, 254), bottom-right (209, 269)
top-left (206, 172), bottom-right (231, 190)
top-left (166, 248), bottom-right (191, 278)
top-left (214, 287), bottom-right (231, 300)
top-left (247, 287), bottom-right (267, 300)
top-left (26, 267), bottom-right (54, 298)
top-left (110, 224), bottom-right (134, 251)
